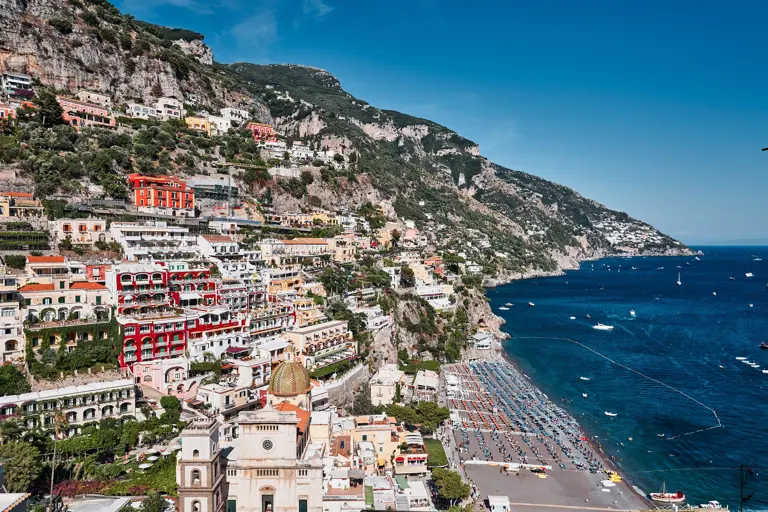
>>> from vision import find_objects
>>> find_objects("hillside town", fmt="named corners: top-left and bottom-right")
top-left (0, 66), bottom-right (686, 512)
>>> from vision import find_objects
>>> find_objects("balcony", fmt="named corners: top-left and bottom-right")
top-left (171, 349), bottom-right (185, 356)
top-left (124, 353), bottom-right (137, 362)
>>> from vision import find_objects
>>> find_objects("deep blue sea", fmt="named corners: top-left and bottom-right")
top-left (488, 246), bottom-right (768, 509)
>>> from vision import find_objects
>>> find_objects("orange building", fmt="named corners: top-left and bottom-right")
top-left (127, 174), bottom-right (195, 217)
top-left (57, 97), bottom-right (115, 130)
top-left (246, 121), bottom-right (277, 143)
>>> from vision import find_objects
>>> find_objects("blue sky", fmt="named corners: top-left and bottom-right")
top-left (116, 0), bottom-right (768, 245)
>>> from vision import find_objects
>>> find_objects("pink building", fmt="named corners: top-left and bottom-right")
top-left (247, 121), bottom-right (277, 143)
top-left (131, 356), bottom-right (201, 399)
top-left (57, 97), bottom-right (115, 130)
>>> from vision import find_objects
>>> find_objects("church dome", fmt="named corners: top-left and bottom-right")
top-left (268, 360), bottom-right (312, 397)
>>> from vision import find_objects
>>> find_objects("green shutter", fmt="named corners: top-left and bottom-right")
top-left (227, 500), bottom-right (237, 512)
top-left (298, 500), bottom-right (307, 512)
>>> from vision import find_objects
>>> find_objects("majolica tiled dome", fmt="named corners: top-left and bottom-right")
top-left (268, 360), bottom-right (311, 397)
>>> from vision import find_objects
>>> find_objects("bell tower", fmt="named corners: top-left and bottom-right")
top-left (177, 418), bottom-right (226, 512)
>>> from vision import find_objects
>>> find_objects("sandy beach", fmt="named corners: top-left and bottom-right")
top-left (440, 353), bottom-right (651, 511)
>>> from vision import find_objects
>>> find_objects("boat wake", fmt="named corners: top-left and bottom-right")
top-left (510, 335), bottom-right (723, 440)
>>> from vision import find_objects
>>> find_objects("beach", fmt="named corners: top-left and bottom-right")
top-left (440, 353), bottom-right (650, 511)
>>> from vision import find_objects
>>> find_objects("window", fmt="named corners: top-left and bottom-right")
top-left (75, 296), bottom-right (81, 303)
top-left (227, 500), bottom-right (237, 512)
top-left (298, 500), bottom-right (307, 512)
top-left (59, 281), bottom-right (65, 289)
top-left (58, 297), bottom-right (65, 304)
top-left (42, 298), bottom-right (52, 305)
top-left (96, 296), bottom-right (102, 305)
top-left (25, 299), bottom-right (30, 306)
top-left (362, 435), bottom-right (367, 441)
top-left (193, 449), bottom-right (200, 458)
top-left (192, 469), bottom-right (201, 484)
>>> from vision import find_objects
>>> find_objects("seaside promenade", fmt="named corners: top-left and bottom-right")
top-left (439, 348), bottom-right (649, 511)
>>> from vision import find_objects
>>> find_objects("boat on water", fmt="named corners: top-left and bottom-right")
top-left (695, 256), bottom-right (701, 261)
top-left (748, 363), bottom-right (760, 368)
top-left (729, 277), bottom-right (736, 280)
top-left (499, 307), bottom-right (509, 311)
top-left (713, 291), bottom-right (717, 296)
top-left (569, 316), bottom-right (576, 320)
top-left (631, 266), bottom-right (637, 270)
top-left (585, 314), bottom-right (591, 319)
top-left (528, 302), bottom-right (535, 307)
top-left (736, 357), bottom-right (747, 360)
top-left (656, 266), bottom-right (664, 270)
top-left (699, 500), bottom-right (726, 509)
top-left (580, 376), bottom-right (590, 381)
top-left (604, 411), bottom-right (617, 417)
top-left (685, 262), bottom-right (690, 266)
top-left (762, 369), bottom-right (768, 374)
top-left (746, 272), bottom-right (754, 278)
top-left (650, 482), bottom-right (685, 504)
top-left (754, 258), bottom-right (763, 262)
top-left (629, 309), bottom-right (636, 317)
top-left (582, 393), bottom-right (588, 398)
top-left (749, 304), bottom-right (754, 308)
top-left (505, 302), bottom-right (513, 306)
top-left (676, 272), bottom-right (682, 286)
top-left (760, 341), bottom-right (768, 349)
top-left (593, 323), bottom-right (615, 331)
top-left (741, 359), bottom-right (753, 364)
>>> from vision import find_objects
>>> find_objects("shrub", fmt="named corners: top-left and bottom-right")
top-left (3, 254), bottom-right (26, 269)
top-left (49, 18), bottom-right (73, 34)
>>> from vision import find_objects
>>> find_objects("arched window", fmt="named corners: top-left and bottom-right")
top-left (192, 501), bottom-right (201, 512)
top-left (192, 469), bottom-right (201, 484)
top-left (193, 449), bottom-right (200, 458)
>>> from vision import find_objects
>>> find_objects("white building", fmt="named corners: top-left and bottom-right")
top-left (410, 370), bottom-right (439, 403)
top-left (356, 306), bottom-right (391, 331)
top-left (290, 143), bottom-right (313, 160)
top-left (488, 496), bottom-right (510, 512)
top-left (220, 107), bottom-right (249, 125)
top-left (207, 115), bottom-right (232, 136)
top-left (381, 267), bottom-right (401, 289)
top-left (51, 218), bottom-right (109, 248)
top-left (471, 331), bottom-right (494, 350)
top-left (155, 97), bottom-right (183, 120)
top-left (197, 234), bottom-right (239, 259)
top-left (370, 364), bottom-right (405, 406)
top-left (125, 102), bottom-right (157, 119)
top-left (1, 72), bottom-right (32, 98)
top-left (76, 90), bottom-right (112, 107)
top-left (0, 271), bottom-right (22, 362)
top-left (0, 379), bottom-right (135, 435)
top-left (109, 221), bottom-right (199, 261)
top-left (415, 284), bottom-right (455, 312)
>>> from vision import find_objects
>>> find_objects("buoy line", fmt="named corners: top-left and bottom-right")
top-left (509, 336), bottom-right (723, 440)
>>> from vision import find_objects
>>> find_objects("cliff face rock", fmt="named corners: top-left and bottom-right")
top-left (173, 39), bottom-right (213, 65)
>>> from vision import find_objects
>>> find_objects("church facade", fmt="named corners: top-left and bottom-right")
top-left (178, 359), bottom-right (324, 512)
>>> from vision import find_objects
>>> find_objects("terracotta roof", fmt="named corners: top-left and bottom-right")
top-left (0, 191), bottom-right (33, 198)
top-left (18, 283), bottom-right (55, 293)
top-left (26, 255), bottom-right (65, 264)
top-left (282, 238), bottom-right (327, 245)
top-left (202, 235), bottom-right (236, 243)
top-left (70, 281), bottom-right (107, 290)
top-left (273, 401), bottom-right (311, 434)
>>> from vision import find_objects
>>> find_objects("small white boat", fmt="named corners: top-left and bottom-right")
top-left (748, 363), bottom-right (760, 368)
top-left (754, 258), bottom-right (763, 262)
top-left (736, 357), bottom-right (747, 360)
top-left (604, 411), bottom-right (618, 417)
top-left (631, 266), bottom-right (637, 270)
top-left (499, 307), bottom-right (509, 311)
top-left (505, 302), bottom-right (513, 306)
top-left (650, 482), bottom-right (685, 504)
top-left (629, 309), bottom-right (636, 317)
top-left (695, 256), bottom-right (701, 261)
top-left (593, 323), bottom-right (615, 331)
top-left (569, 316), bottom-right (576, 320)
top-left (582, 393), bottom-right (588, 398)
top-left (699, 500), bottom-right (725, 509)
top-left (741, 360), bottom-right (752, 364)
top-left (762, 369), bottom-right (768, 374)
top-left (580, 376), bottom-right (591, 381)
top-left (729, 277), bottom-right (736, 280)
top-left (749, 304), bottom-right (754, 308)
top-left (528, 302), bottom-right (535, 307)
top-left (713, 292), bottom-right (717, 296)
top-left (676, 272), bottom-right (681, 286)
top-left (746, 272), bottom-right (754, 278)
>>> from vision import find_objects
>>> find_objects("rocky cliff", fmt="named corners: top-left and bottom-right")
top-left (0, 0), bottom-right (691, 278)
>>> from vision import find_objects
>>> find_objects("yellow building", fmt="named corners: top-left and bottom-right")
top-left (0, 192), bottom-right (44, 218)
top-left (185, 116), bottom-right (211, 136)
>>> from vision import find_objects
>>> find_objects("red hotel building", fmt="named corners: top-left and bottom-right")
top-left (127, 174), bottom-right (195, 217)
top-left (246, 121), bottom-right (277, 143)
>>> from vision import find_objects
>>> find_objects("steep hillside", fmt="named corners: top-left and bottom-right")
top-left (0, 0), bottom-right (691, 279)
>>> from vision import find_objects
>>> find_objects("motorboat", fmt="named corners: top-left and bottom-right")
top-left (699, 501), bottom-right (725, 509)
top-left (499, 307), bottom-right (509, 311)
top-left (676, 272), bottom-right (681, 286)
top-left (729, 277), bottom-right (736, 281)
top-left (604, 412), bottom-right (618, 417)
top-left (713, 292), bottom-right (717, 296)
top-left (761, 341), bottom-right (768, 349)
top-left (569, 316), bottom-right (576, 320)
top-left (631, 266), bottom-right (637, 270)
top-left (585, 314), bottom-right (591, 319)
top-left (582, 393), bottom-right (588, 398)
top-left (748, 362), bottom-right (760, 368)
top-left (741, 359), bottom-right (752, 364)
top-left (735, 357), bottom-right (747, 360)
top-left (749, 304), bottom-right (754, 308)
top-left (746, 272), bottom-right (754, 278)
top-left (695, 256), bottom-right (701, 261)
top-left (593, 323), bottom-right (615, 331)
top-left (650, 482), bottom-right (685, 504)
top-left (528, 302), bottom-right (535, 307)
top-left (505, 302), bottom-right (514, 306)
top-left (762, 369), bottom-right (768, 374)
top-left (580, 377), bottom-right (591, 381)
top-left (629, 309), bottom-right (636, 317)
top-left (754, 258), bottom-right (763, 262)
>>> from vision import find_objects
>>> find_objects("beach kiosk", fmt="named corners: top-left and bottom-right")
top-left (488, 495), bottom-right (510, 512)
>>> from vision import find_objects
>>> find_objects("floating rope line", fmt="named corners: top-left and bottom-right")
top-left (633, 467), bottom-right (767, 474)
top-left (510, 336), bottom-right (723, 440)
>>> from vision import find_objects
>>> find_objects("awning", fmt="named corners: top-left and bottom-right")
top-left (226, 346), bottom-right (250, 354)
top-left (395, 457), bottom-right (405, 462)
top-left (180, 293), bottom-right (201, 300)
